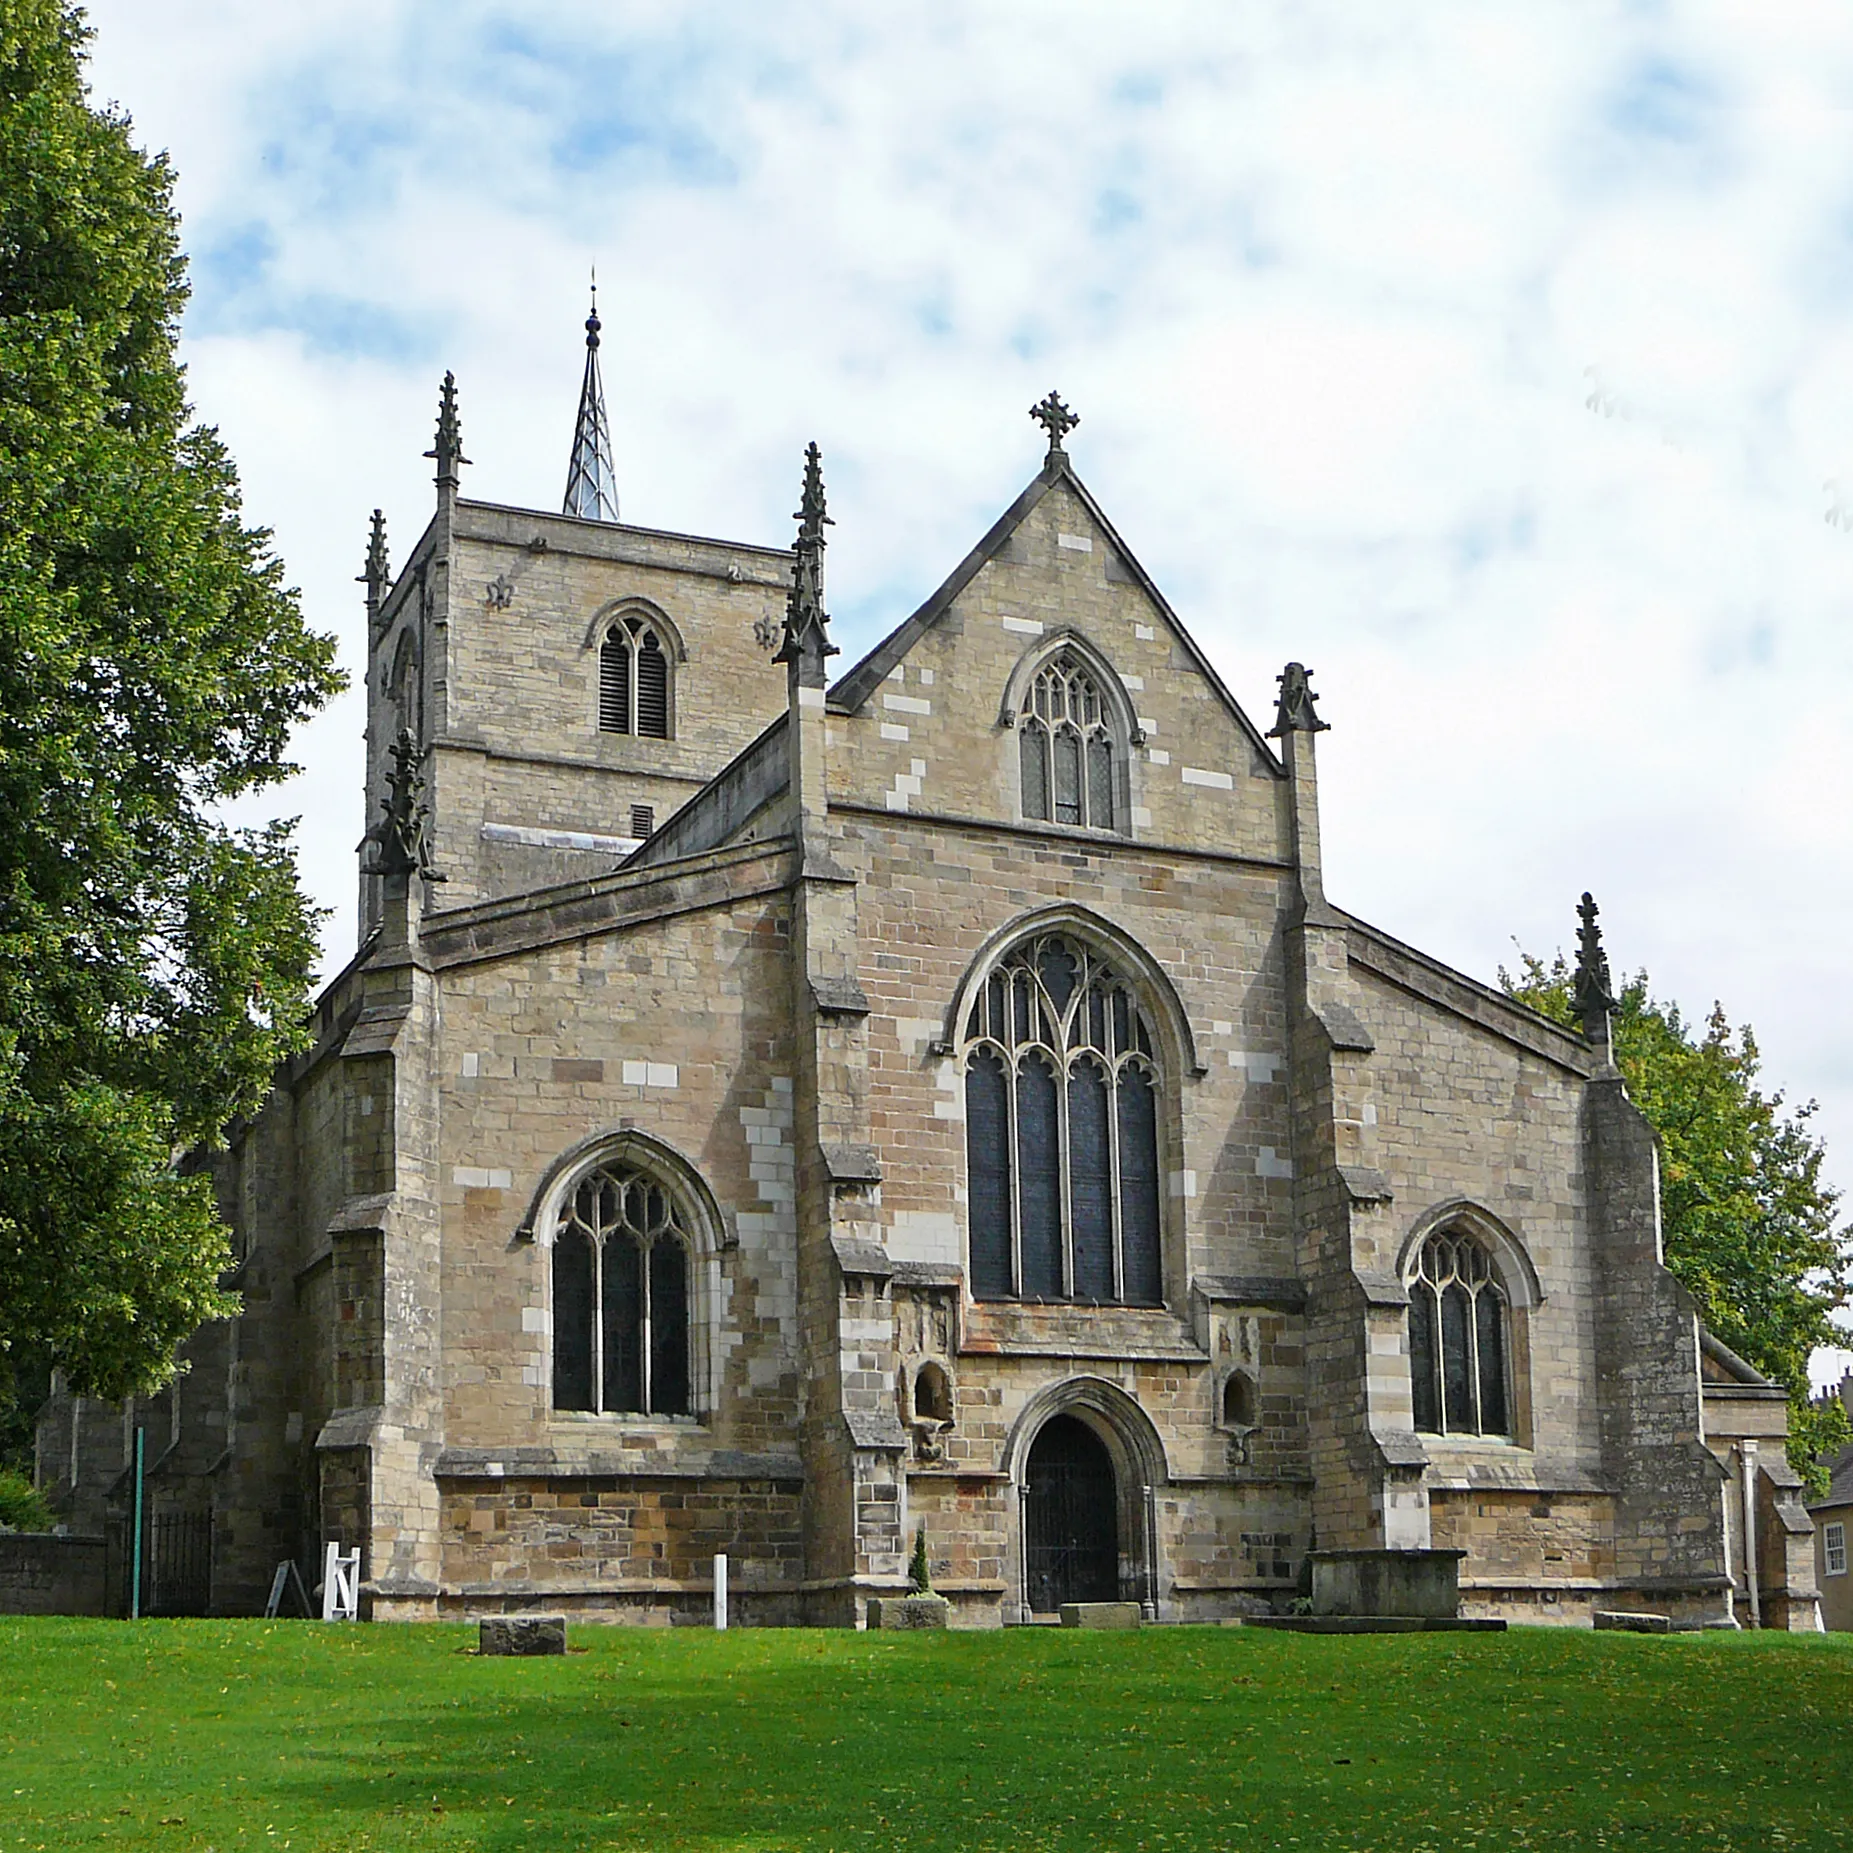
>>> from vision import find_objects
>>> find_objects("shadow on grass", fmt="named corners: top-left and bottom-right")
top-left (255, 1626), bottom-right (1852, 1853)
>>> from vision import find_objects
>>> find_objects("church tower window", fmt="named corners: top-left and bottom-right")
top-left (963, 933), bottom-right (1162, 1304)
top-left (553, 1163), bottom-right (692, 1416)
top-left (1019, 653), bottom-right (1119, 830)
top-left (1407, 1231), bottom-right (1510, 1437)
top-left (599, 617), bottom-right (672, 738)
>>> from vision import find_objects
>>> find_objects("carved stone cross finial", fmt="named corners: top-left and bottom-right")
top-left (1029, 390), bottom-right (1080, 460)
top-left (1573, 891), bottom-right (1616, 1052)
top-left (1267, 662), bottom-right (1331, 738)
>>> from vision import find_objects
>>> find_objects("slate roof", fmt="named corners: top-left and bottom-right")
top-left (1810, 1443), bottom-right (1853, 1513)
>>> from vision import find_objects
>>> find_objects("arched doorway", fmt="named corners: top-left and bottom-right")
top-left (1023, 1414), bottom-right (1118, 1613)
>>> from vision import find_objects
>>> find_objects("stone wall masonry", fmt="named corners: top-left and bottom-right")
top-left (402, 515), bottom-right (791, 914)
top-left (838, 814), bottom-right (1299, 1305)
top-left (436, 1473), bottom-right (802, 1624)
top-left (1584, 1075), bottom-right (1731, 1613)
top-left (1346, 962), bottom-right (1601, 1476)
top-left (434, 888), bottom-right (801, 1469)
top-left (826, 477), bottom-right (1290, 868)
top-left (0, 1534), bottom-right (108, 1616)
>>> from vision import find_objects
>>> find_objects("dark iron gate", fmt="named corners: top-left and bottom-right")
top-left (141, 1511), bottom-right (213, 1617)
top-left (1023, 1414), bottom-right (1118, 1613)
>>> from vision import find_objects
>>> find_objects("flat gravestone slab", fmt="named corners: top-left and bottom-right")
top-left (1593, 1609), bottom-right (1671, 1634)
top-left (867, 1594), bottom-right (950, 1630)
top-left (480, 1615), bottom-right (567, 1655)
top-left (1060, 1602), bottom-right (1142, 1630)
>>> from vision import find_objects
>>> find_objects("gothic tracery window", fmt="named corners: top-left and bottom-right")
top-left (553, 1163), bottom-right (692, 1416)
top-left (1407, 1231), bottom-right (1510, 1437)
top-left (1019, 654), bottom-right (1119, 831)
top-left (963, 933), bottom-right (1162, 1304)
top-left (600, 616), bottom-right (671, 738)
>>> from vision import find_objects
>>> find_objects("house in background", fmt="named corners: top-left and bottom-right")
top-left (1809, 1372), bottom-right (1853, 1631)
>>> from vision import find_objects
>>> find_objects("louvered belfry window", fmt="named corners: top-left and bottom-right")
top-left (553, 1164), bottom-right (691, 1416)
top-left (964, 933), bottom-right (1162, 1304)
top-left (1019, 654), bottom-right (1117, 830)
top-left (599, 617), bottom-right (672, 738)
top-left (1407, 1232), bottom-right (1510, 1437)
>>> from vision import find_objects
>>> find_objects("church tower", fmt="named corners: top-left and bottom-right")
top-left (356, 307), bottom-right (792, 939)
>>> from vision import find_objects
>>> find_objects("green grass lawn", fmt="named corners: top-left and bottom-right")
top-left (1, 1619), bottom-right (1848, 1852)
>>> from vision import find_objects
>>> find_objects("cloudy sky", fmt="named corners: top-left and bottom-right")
top-left (83, 2), bottom-right (1853, 1377)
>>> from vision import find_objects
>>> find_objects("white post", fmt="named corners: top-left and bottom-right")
top-left (1740, 1441), bottom-right (1761, 1629)
top-left (713, 1552), bottom-right (728, 1631)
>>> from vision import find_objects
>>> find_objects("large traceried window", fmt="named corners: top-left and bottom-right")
top-left (1019, 654), bottom-right (1119, 831)
top-left (963, 933), bottom-right (1162, 1305)
top-left (553, 1164), bottom-right (691, 1416)
top-left (1407, 1231), bottom-right (1510, 1437)
top-left (599, 615), bottom-right (671, 738)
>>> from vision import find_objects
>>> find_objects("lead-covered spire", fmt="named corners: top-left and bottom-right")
top-left (563, 276), bottom-right (619, 523)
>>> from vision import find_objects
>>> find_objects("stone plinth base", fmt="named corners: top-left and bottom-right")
top-left (1060, 1601), bottom-right (1143, 1629)
top-left (1594, 1609), bottom-right (1670, 1633)
top-left (1310, 1549), bottom-right (1465, 1620)
top-left (1247, 1616), bottom-right (1506, 1633)
top-left (867, 1594), bottom-right (950, 1630)
top-left (479, 1615), bottom-right (566, 1655)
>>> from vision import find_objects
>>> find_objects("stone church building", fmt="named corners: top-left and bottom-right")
top-left (35, 307), bottom-right (1821, 1628)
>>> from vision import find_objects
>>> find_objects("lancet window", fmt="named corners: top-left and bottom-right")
top-left (553, 1164), bottom-right (691, 1416)
top-left (963, 933), bottom-right (1162, 1305)
top-left (599, 616), bottom-right (671, 738)
top-left (1019, 654), bottom-right (1118, 831)
top-left (1407, 1231), bottom-right (1510, 1437)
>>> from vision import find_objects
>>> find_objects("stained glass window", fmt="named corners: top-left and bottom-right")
top-left (963, 933), bottom-right (1162, 1304)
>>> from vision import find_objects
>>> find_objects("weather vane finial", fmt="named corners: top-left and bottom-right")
top-left (1029, 389), bottom-right (1079, 462)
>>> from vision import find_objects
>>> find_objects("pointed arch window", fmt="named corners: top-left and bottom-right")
top-left (1407, 1231), bottom-right (1510, 1438)
top-left (963, 933), bottom-right (1162, 1305)
top-left (600, 617), bottom-right (672, 738)
top-left (553, 1163), bottom-right (692, 1416)
top-left (1019, 654), bottom-right (1119, 831)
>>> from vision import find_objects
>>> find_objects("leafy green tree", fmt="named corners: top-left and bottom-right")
top-left (1503, 954), bottom-right (1851, 1490)
top-left (0, 3), bottom-right (343, 1431)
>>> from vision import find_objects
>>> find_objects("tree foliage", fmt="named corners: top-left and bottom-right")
top-left (0, 3), bottom-right (343, 1416)
top-left (1503, 954), bottom-right (1851, 1488)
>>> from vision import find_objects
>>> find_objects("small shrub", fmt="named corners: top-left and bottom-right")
top-left (908, 1524), bottom-right (932, 1593)
top-left (0, 1467), bottom-right (54, 1532)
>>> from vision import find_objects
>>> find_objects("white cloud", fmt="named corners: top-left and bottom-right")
top-left (83, 0), bottom-right (1853, 1381)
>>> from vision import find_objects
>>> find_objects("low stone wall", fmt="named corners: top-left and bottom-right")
top-left (0, 1533), bottom-right (109, 1616)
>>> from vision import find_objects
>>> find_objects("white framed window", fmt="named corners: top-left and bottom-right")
top-left (1826, 1520), bottom-right (1847, 1577)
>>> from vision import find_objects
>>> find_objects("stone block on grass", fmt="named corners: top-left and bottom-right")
top-left (480, 1615), bottom-right (567, 1655)
top-left (1059, 1602), bottom-right (1142, 1629)
top-left (1593, 1609), bottom-right (1671, 1634)
top-left (867, 1594), bottom-right (950, 1630)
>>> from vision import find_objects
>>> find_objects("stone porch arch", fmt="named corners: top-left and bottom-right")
top-left (1002, 1375), bottom-right (1171, 1620)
